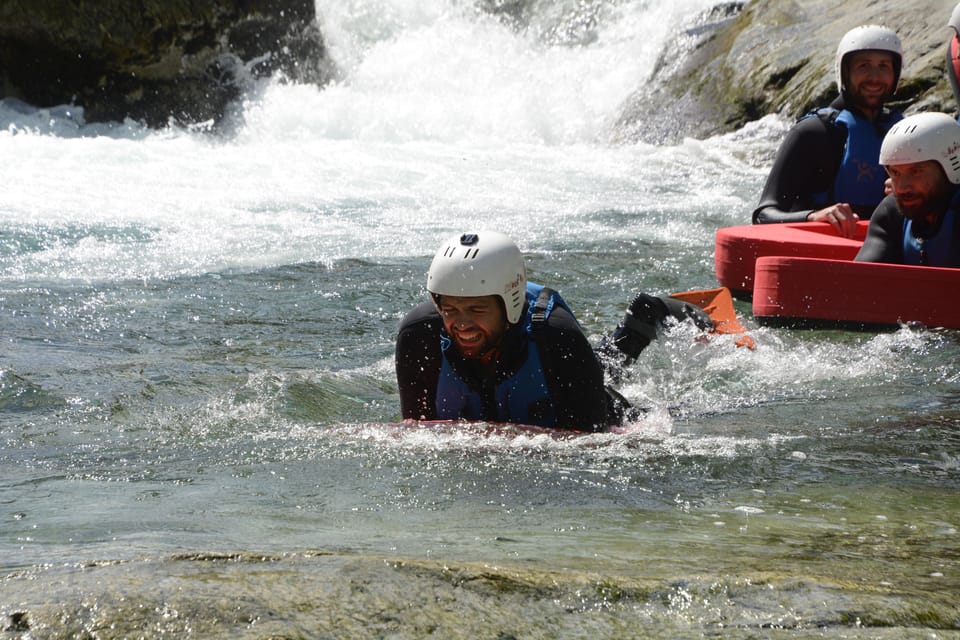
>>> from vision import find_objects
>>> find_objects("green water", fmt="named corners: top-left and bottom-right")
top-left (2, 1), bottom-right (958, 630)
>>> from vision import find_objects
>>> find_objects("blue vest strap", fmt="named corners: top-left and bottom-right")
top-left (807, 107), bottom-right (901, 211)
top-left (434, 281), bottom-right (565, 426)
top-left (903, 207), bottom-right (958, 267)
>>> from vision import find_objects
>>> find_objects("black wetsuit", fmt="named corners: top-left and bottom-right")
top-left (752, 97), bottom-right (901, 224)
top-left (395, 296), bottom-right (614, 431)
top-left (395, 288), bottom-right (711, 431)
top-left (855, 192), bottom-right (960, 267)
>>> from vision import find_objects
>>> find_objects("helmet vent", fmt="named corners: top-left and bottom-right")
top-left (427, 230), bottom-right (527, 323)
top-left (880, 112), bottom-right (960, 186)
top-left (948, 154), bottom-right (960, 173)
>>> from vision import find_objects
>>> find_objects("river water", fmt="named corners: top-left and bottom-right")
top-left (1, 0), bottom-right (958, 638)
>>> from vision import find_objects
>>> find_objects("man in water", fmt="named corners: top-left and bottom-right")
top-left (752, 25), bottom-right (904, 238)
top-left (855, 112), bottom-right (960, 267)
top-left (394, 231), bottom-right (715, 431)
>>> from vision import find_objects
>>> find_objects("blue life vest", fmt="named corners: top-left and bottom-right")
top-left (902, 200), bottom-right (959, 266)
top-left (810, 108), bottom-right (902, 210)
top-left (433, 282), bottom-right (572, 427)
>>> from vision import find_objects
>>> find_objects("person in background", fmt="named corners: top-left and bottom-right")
top-left (855, 112), bottom-right (960, 267)
top-left (752, 25), bottom-right (904, 238)
top-left (394, 231), bottom-right (729, 431)
top-left (948, 3), bottom-right (960, 116)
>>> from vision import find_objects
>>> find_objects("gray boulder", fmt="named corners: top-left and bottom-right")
top-left (614, 0), bottom-right (957, 143)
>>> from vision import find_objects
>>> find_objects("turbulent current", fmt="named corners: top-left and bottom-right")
top-left (1, 1), bottom-right (958, 637)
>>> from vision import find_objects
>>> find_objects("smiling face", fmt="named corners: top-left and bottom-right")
top-left (885, 160), bottom-right (954, 223)
top-left (843, 50), bottom-right (896, 117)
top-left (437, 294), bottom-right (509, 359)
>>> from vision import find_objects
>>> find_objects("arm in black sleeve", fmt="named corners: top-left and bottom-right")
top-left (536, 306), bottom-right (611, 432)
top-left (395, 301), bottom-right (443, 421)
top-left (752, 115), bottom-right (840, 224)
top-left (854, 197), bottom-right (904, 264)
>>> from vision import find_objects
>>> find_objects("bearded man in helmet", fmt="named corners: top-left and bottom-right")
top-left (395, 231), bottom-right (716, 431)
top-left (855, 112), bottom-right (960, 267)
top-left (752, 25), bottom-right (904, 238)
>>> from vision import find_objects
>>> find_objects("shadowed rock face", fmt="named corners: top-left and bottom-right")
top-left (0, 0), bottom-right (331, 127)
top-left (613, 0), bottom-right (957, 144)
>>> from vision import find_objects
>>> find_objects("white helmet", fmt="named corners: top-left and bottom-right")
top-left (880, 112), bottom-right (960, 185)
top-left (835, 25), bottom-right (903, 94)
top-left (950, 3), bottom-right (960, 34)
top-left (427, 231), bottom-right (527, 324)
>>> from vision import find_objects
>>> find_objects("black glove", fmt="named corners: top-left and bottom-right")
top-left (612, 294), bottom-right (666, 361)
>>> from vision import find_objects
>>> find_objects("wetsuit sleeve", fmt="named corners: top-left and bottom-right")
top-left (395, 301), bottom-right (444, 421)
top-left (752, 116), bottom-right (840, 224)
top-left (854, 196), bottom-right (904, 264)
top-left (537, 306), bottom-right (611, 432)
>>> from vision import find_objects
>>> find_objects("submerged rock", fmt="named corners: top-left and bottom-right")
top-left (614, 0), bottom-right (956, 144)
top-left (0, 0), bottom-right (332, 128)
top-left (1, 550), bottom-right (957, 638)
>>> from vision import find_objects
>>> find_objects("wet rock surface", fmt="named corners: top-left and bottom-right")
top-left (614, 0), bottom-right (957, 144)
top-left (1, 550), bottom-right (957, 638)
top-left (0, 0), bottom-right (331, 128)
top-left (1, 0), bottom-right (953, 134)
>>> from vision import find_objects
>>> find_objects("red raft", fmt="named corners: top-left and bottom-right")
top-left (715, 222), bottom-right (960, 329)
top-left (715, 221), bottom-right (867, 298)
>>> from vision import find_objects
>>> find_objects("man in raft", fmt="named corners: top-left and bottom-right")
top-left (752, 25), bottom-right (904, 238)
top-left (395, 231), bottom-right (749, 431)
top-left (855, 112), bottom-right (960, 267)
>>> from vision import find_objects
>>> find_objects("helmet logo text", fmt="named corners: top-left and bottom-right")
top-left (504, 273), bottom-right (522, 295)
